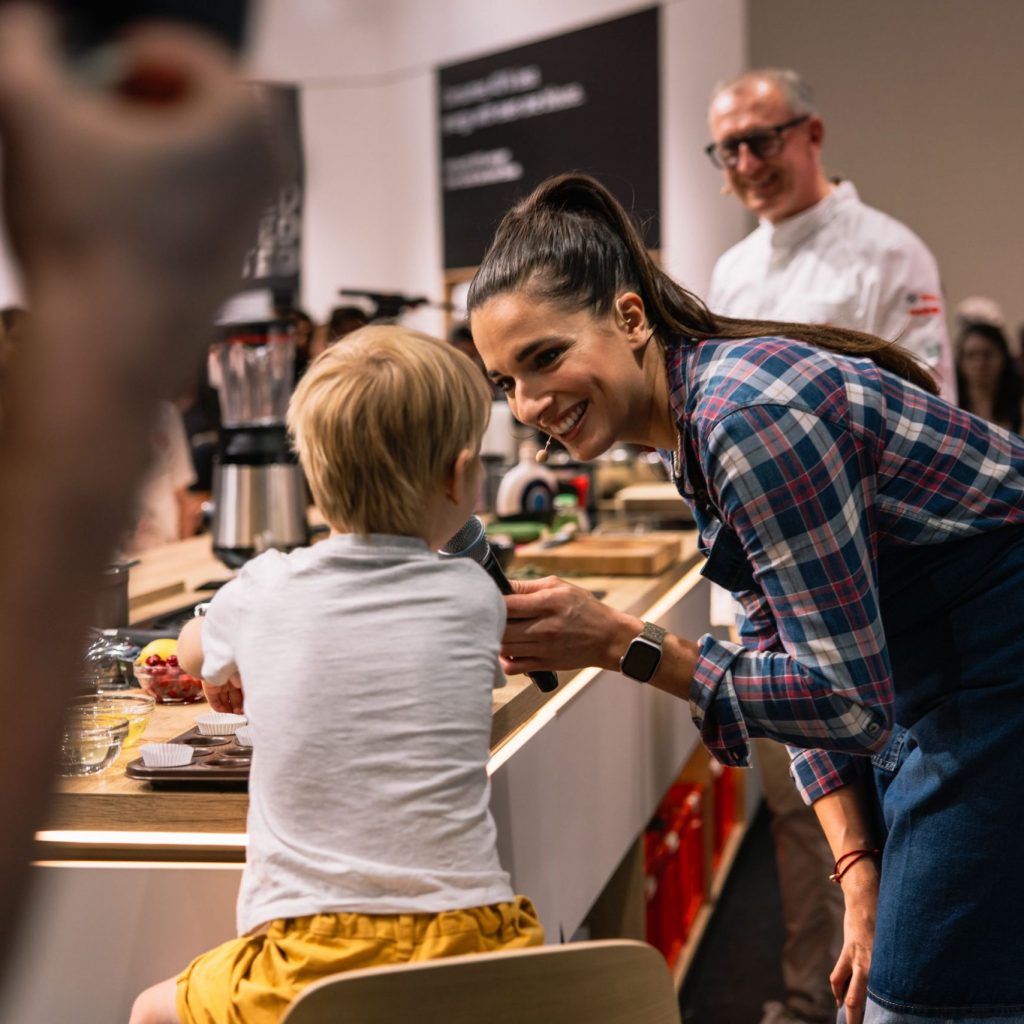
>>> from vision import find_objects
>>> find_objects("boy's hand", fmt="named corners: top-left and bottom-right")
top-left (203, 673), bottom-right (244, 714)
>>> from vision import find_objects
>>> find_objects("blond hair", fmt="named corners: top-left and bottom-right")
top-left (287, 325), bottom-right (491, 536)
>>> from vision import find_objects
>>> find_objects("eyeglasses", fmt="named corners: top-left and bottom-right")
top-left (704, 115), bottom-right (810, 170)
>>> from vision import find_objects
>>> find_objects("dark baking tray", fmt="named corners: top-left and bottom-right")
top-left (124, 727), bottom-right (250, 789)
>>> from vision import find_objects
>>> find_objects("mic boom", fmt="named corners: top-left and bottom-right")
top-left (440, 517), bottom-right (558, 693)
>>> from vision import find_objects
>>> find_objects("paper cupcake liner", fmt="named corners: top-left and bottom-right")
top-left (235, 726), bottom-right (253, 747)
top-left (140, 743), bottom-right (193, 768)
top-left (195, 712), bottom-right (248, 736)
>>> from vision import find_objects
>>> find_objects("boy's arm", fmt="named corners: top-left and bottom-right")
top-left (177, 618), bottom-right (205, 677)
top-left (178, 617), bottom-right (244, 713)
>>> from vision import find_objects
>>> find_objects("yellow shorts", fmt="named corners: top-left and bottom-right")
top-left (176, 895), bottom-right (543, 1024)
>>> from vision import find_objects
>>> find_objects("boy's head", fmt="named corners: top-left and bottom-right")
top-left (287, 325), bottom-right (491, 538)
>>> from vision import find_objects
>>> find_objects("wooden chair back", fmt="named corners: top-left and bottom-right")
top-left (280, 939), bottom-right (681, 1024)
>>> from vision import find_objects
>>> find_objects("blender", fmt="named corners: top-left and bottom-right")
top-left (210, 318), bottom-right (308, 567)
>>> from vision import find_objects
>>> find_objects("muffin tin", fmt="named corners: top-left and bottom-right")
top-left (124, 726), bottom-right (251, 787)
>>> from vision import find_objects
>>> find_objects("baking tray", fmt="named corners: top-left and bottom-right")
top-left (124, 727), bottom-right (250, 788)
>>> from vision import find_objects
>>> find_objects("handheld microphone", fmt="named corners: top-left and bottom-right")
top-left (440, 516), bottom-right (559, 693)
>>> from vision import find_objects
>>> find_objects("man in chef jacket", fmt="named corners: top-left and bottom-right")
top-left (704, 68), bottom-right (954, 1024)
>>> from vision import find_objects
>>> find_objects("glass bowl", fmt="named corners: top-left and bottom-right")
top-left (69, 692), bottom-right (155, 747)
top-left (65, 710), bottom-right (129, 746)
top-left (57, 719), bottom-right (125, 776)
top-left (135, 663), bottom-right (205, 705)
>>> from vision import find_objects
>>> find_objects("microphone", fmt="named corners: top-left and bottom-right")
top-left (440, 516), bottom-right (559, 693)
top-left (535, 436), bottom-right (553, 464)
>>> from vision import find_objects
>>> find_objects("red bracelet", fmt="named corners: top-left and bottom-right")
top-left (829, 848), bottom-right (880, 884)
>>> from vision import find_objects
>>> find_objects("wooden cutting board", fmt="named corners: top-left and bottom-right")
top-left (510, 534), bottom-right (683, 576)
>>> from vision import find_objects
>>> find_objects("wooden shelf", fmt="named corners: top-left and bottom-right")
top-left (672, 820), bottom-right (747, 990)
top-left (580, 743), bottom-right (754, 995)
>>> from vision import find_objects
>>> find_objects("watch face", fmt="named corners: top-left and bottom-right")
top-left (622, 638), bottom-right (661, 682)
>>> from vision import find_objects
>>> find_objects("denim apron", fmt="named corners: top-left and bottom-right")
top-left (692, 467), bottom-right (1024, 1018)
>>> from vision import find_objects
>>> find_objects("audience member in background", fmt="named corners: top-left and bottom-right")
top-left (130, 327), bottom-right (542, 1024)
top-left (0, 1), bottom-right (278, 977)
top-left (450, 319), bottom-right (500, 397)
top-left (955, 321), bottom-right (1023, 434)
top-left (953, 294), bottom-right (1005, 334)
top-left (708, 68), bottom-right (953, 397)
top-left (272, 303), bottom-right (315, 381)
top-left (179, 351), bottom-right (222, 495)
top-left (125, 398), bottom-right (201, 553)
top-left (310, 304), bottom-right (370, 359)
top-left (291, 307), bottom-right (315, 379)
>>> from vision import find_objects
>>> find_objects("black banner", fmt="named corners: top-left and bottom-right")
top-left (241, 85), bottom-right (303, 302)
top-left (438, 7), bottom-right (660, 270)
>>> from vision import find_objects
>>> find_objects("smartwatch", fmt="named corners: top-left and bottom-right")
top-left (618, 621), bottom-right (666, 683)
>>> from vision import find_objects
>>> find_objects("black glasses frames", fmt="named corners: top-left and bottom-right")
top-left (704, 115), bottom-right (811, 170)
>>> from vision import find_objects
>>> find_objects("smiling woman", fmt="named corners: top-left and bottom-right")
top-left (466, 173), bottom-right (1024, 1024)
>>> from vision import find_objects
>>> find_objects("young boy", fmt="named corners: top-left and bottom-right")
top-left (130, 327), bottom-right (543, 1024)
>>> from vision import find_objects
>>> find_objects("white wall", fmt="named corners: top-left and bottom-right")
top-left (749, 0), bottom-right (1024, 346)
top-left (245, 0), bottom-right (749, 332)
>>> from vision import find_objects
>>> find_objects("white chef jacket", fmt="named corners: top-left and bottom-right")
top-left (709, 181), bottom-right (954, 401)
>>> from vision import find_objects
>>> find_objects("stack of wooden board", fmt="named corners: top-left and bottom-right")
top-left (510, 534), bottom-right (683, 576)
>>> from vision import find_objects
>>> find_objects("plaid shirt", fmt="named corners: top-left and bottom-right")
top-left (665, 336), bottom-right (1024, 803)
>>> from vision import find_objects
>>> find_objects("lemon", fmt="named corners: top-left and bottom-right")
top-left (136, 638), bottom-right (178, 665)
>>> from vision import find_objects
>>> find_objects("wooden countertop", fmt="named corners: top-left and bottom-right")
top-left (40, 528), bottom-right (700, 857)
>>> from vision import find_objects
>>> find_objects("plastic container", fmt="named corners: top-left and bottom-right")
top-left (644, 782), bottom-right (706, 967)
top-left (711, 762), bottom-right (738, 868)
top-left (551, 492), bottom-right (591, 535)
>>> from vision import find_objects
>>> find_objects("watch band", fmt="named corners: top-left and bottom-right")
top-left (639, 621), bottom-right (666, 646)
top-left (619, 620), bottom-right (666, 683)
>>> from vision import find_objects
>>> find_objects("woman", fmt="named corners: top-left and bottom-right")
top-left (955, 321), bottom-right (1023, 433)
top-left (468, 174), bottom-right (1024, 1024)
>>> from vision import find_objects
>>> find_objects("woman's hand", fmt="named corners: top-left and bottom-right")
top-left (203, 673), bottom-right (244, 714)
top-left (830, 857), bottom-right (879, 1024)
top-left (501, 576), bottom-right (639, 674)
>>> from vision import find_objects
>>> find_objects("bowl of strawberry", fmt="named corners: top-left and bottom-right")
top-left (135, 653), bottom-right (205, 705)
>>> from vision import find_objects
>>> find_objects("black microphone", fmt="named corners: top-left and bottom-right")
top-left (440, 516), bottom-right (559, 693)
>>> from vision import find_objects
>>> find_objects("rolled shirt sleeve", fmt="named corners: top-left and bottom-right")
top-left (688, 402), bottom-right (893, 801)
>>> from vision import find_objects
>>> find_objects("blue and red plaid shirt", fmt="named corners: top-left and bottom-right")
top-left (665, 336), bottom-right (1024, 803)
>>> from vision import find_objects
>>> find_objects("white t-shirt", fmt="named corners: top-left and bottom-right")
top-left (710, 181), bottom-right (955, 401)
top-left (201, 532), bottom-right (514, 935)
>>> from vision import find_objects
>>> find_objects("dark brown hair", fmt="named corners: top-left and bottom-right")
top-left (955, 321), bottom-right (1023, 432)
top-left (467, 173), bottom-right (939, 395)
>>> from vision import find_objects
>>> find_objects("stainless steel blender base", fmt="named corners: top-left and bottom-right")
top-left (212, 463), bottom-right (308, 564)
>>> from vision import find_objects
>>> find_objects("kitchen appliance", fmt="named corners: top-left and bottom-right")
top-left (495, 441), bottom-right (558, 520)
top-left (210, 318), bottom-right (308, 567)
top-left (93, 560), bottom-right (139, 628)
